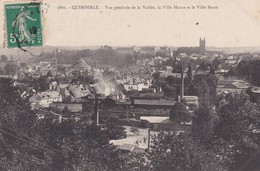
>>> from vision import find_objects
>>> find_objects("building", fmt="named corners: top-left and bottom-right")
top-left (29, 91), bottom-right (62, 109)
top-left (49, 102), bottom-right (82, 113)
top-left (69, 84), bottom-right (90, 99)
top-left (140, 116), bottom-right (190, 130)
top-left (65, 58), bottom-right (91, 77)
top-left (217, 80), bottom-right (250, 94)
top-left (224, 55), bottom-right (241, 65)
top-left (178, 96), bottom-right (199, 108)
top-left (164, 66), bottom-right (173, 74)
top-left (39, 53), bottom-right (58, 76)
top-left (123, 83), bottom-right (150, 92)
top-left (116, 144), bottom-right (144, 153)
top-left (176, 38), bottom-right (206, 55)
top-left (115, 97), bottom-right (176, 117)
top-left (39, 62), bottom-right (57, 76)
top-left (199, 37), bottom-right (206, 55)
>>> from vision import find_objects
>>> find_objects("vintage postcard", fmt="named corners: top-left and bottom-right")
top-left (0, 0), bottom-right (260, 170)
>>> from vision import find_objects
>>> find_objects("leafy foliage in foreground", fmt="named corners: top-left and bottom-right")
top-left (0, 77), bottom-right (260, 171)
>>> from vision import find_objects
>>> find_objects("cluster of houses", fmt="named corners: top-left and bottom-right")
top-left (3, 44), bottom-right (260, 153)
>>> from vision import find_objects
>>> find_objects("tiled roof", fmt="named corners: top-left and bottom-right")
top-left (134, 99), bottom-right (175, 106)
top-left (117, 144), bottom-right (136, 151)
top-left (140, 116), bottom-right (170, 123)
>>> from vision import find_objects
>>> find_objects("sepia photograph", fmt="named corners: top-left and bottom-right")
top-left (0, 0), bottom-right (260, 170)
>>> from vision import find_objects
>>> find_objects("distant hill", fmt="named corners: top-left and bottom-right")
top-left (1, 46), bottom-right (260, 64)
top-left (207, 46), bottom-right (260, 54)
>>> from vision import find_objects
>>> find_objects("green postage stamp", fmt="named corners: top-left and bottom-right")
top-left (5, 3), bottom-right (43, 48)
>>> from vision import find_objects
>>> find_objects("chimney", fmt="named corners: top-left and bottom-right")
top-left (130, 97), bottom-right (135, 106)
top-left (147, 128), bottom-right (151, 150)
top-left (94, 95), bottom-right (99, 125)
top-left (179, 62), bottom-right (184, 100)
top-left (58, 114), bottom-right (62, 123)
top-left (180, 73), bottom-right (184, 100)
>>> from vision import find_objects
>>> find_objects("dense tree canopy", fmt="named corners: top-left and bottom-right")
top-left (192, 106), bottom-right (216, 143)
top-left (149, 132), bottom-right (226, 171)
top-left (1, 68), bottom-right (260, 171)
top-left (170, 102), bottom-right (191, 123)
top-left (214, 92), bottom-right (260, 170)
top-left (191, 74), bottom-right (218, 106)
top-left (36, 48), bottom-right (137, 67)
top-left (0, 78), bottom-right (138, 170)
top-left (0, 55), bottom-right (8, 63)
top-left (4, 63), bottom-right (19, 75)
top-left (226, 59), bottom-right (260, 86)
top-left (215, 92), bottom-right (260, 146)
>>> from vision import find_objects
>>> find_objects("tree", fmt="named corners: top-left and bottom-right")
top-left (169, 102), bottom-right (191, 122)
top-left (206, 74), bottom-right (218, 105)
top-left (187, 63), bottom-right (192, 84)
top-left (246, 87), bottom-right (258, 103)
top-left (0, 55), bottom-right (8, 63)
top-left (0, 78), bottom-right (52, 170)
top-left (46, 70), bottom-right (53, 77)
top-left (4, 63), bottom-right (18, 75)
top-left (28, 116), bottom-right (127, 170)
top-left (165, 75), bottom-right (177, 85)
top-left (212, 58), bottom-right (221, 70)
top-left (249, 60), bottom-right (260, 86)
top-left (120, 152), bottom-right (149, 171)
top-left (214, 92), bottom-right (260, 170)
top-left (193, 75), bottom-right (210, 106)
top-left (149, 132), bottom-right (226, 171)
top-left (102, 117), bottom-right (127, 140)
top-left (227, 59), bottom-right (260, 86)
top-left (210, 64), bottom-right (215, 74)
top-left (152, 72), bottom-right (160, 80)
top-left (37, 76), bottom-right (50, 91)
top-left (62, 106), bottom-right (71, 116)
top-left (192, 106), bottom-right (217, 143)
top-left (20, 63), bottom-right (28, 70)
top-left (210, 138), bottom-right (236, 169)
top-left (188, 82), bottom-right (198, 96)
top-left (236, 60), bottom-right (250, 80)
top-left (214, 92), bottom-right (260, 146)
top-left (163, 84), bottom-right (176, 98)
top-left (151, 75), bottom-right (166, 92)
top-left (192, 74), bottom-right (218, 106)
top-left (0, 67), bottom-right (5, 75)
top-left (0, 78), bottom-right (145, 170)
top-left (124, 53), bottom-right (135, 65)
top-left (198, 61), bottom-right (210, 71)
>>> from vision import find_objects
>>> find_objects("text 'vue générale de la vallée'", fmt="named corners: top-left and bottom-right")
top-left (56, 4), bottom-right (218, 10)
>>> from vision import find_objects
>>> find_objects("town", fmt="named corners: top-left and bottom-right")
top-left (0, 38), bottom-right (260, 170)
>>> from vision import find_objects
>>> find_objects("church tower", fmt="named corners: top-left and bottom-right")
top-left (51, 49), bottom-right (58, 67)
top-left (199, 38), bottom-right (206, 55)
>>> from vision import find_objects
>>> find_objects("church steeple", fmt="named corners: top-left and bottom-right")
top-left (199, 37), bottom-right (206, 55)
top-left (51, 49), bottom-right (58, 67)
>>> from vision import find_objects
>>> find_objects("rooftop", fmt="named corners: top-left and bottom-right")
top-left (140, 116), bottom-right (170, 124)
top-left (70, 58), bottom-right (91, 70)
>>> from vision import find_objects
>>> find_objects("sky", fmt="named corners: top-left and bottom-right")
top-left (1, 0), bottom-right (260, 48)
